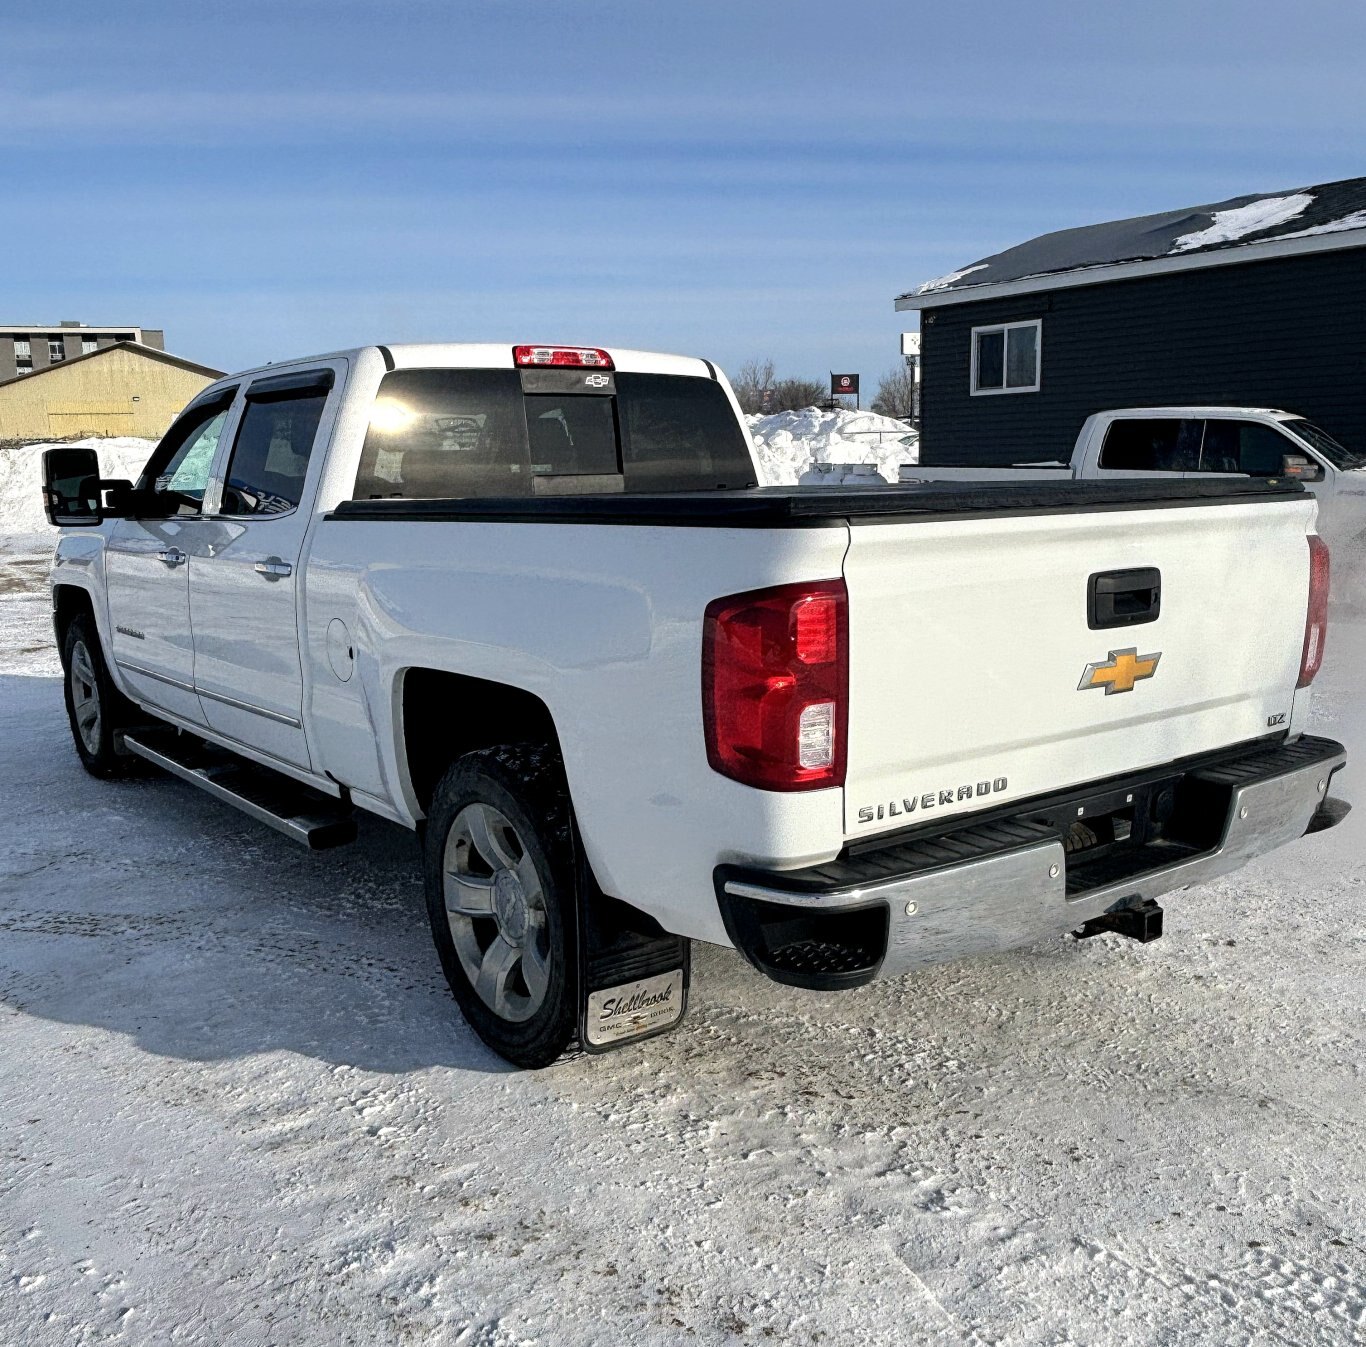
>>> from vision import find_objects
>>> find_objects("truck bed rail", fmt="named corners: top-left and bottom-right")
top-left (327, 476), bottom-right (1305, 529)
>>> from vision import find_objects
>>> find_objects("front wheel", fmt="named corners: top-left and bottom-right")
top-left (422, 744), bottom-right (579, 1068)
top-left (61, 614), bottom-right (144, 779)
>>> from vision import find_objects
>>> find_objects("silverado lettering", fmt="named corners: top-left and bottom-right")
top-left (858, 776), bottom-right (1009, 825)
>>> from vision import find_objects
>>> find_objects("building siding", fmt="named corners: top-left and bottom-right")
top-left (0, 346), bottom-right (216, 441)
top-left (918, 246), bottom-right (1366, 465)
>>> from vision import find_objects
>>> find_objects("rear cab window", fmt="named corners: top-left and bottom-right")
top-left (353, 367), bottom-right (755, 500)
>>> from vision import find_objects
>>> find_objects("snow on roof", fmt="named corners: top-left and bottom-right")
top-left (1169, 193), bottom-right (1314, 252)
top-left (900, 175), bottom-right (1366, 305)
top-left (913, 264), bottom-right (988, 295)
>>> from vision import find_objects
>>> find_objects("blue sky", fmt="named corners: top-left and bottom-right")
top-left (6, 1), bottom-right (1366, 387)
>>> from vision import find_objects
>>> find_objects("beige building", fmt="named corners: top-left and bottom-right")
top-left (0, 342), bottom-right (223, 441)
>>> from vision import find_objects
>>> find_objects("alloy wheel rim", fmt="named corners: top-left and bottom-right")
top-left (443, 801), bottom-right (551, 1023)
top-left (70, 640), bottom-right (102, 755)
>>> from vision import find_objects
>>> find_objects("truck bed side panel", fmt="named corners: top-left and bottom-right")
top-left (303, 519), bottom-right (852, 944)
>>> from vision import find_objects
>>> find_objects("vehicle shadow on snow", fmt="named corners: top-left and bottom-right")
top-left (0, 674), bottom-right (520, 1076)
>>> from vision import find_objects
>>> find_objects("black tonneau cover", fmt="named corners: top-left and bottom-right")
top-left (328, 477), bottom-right (1305, 528)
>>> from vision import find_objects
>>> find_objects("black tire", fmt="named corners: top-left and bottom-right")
top-left (61, 613), bottom-right (146, 779)
top-left (423, 744), bottom-right (579, 1069)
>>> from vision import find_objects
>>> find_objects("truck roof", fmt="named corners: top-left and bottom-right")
top-left (1089, 405), bottom-right (1300, 421)
top-left (202, 343), bottom-right (715, 389)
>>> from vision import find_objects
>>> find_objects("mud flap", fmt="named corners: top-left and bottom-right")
top-left (574, 858), bottom-right (690, 1054)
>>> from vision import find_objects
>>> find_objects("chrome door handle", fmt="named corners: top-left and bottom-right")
top-left (254, 557), bottom-right (293, 580)
top-left (156, 547), bottom-right (186, 567)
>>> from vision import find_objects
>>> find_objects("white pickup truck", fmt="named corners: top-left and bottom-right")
top-left (901, 406), bottom-right (1366, 573)
top-left (43, 346), bottom-right (1349, 1067)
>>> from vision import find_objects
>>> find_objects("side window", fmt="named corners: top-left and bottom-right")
top-left (1098, 418), bottom-right (1203, 472)
top-left (137, 401), bottom-right (233, 516)
top-left (220, 385), bottom-right (329, 516)
top-left (970, 320), bottom-right (1041, 394)
top-left (1239, 424), bottom-right (1296, 476)
top-left (1197, 420), bottom-right (1241, 472)
top-left (1197, 421), bottom-right (1293, 476)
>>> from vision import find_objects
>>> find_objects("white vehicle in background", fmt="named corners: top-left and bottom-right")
top-left (901, 407), bottom-right (1366, 579)
top-left (43, 350), bottom-right (1350, 1068)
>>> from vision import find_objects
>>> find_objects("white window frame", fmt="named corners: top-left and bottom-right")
top-left (970, 319), bottom-right (1041, 396)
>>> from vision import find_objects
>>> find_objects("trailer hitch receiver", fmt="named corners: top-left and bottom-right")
top-left (1074, 898), bottom-right (1164, 944)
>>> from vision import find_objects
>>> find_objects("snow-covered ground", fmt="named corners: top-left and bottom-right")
top-left (748, 408), bottom-right (917, 485)
top-left (1, 445), bottom-right (1364, 1346)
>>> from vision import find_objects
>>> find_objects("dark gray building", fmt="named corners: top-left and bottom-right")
top-left (895, 177), bottom-right (1366, 465)
top-left (0, 320), bottom-right (165, 382)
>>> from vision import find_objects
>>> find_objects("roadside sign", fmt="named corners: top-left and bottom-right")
top-left (758, 387), bottom-right (776, 413)
top-left (831, 373), bottom-right (859, 396)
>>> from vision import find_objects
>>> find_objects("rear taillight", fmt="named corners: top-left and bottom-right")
top-left (512, 345), bottom-right (613, 369)
top-left (1298, 534), bottom-right (1330, 688)
top-left (702, 580), bottom-right (848, 791)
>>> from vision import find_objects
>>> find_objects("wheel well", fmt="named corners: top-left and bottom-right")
top-left (52, 585), bottom-right (95, 655)
top-left (401, 668), bottom-right (561, 815)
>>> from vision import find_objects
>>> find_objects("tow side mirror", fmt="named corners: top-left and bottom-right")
top-left (41, 448), bottom-right (136, 525)
top-left (42, 447), bottom-right (103, 526)
top-left (1282, 452), bottom-right (1325, 483)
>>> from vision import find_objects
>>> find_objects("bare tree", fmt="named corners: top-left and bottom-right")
top-left (772, 377), bottom-right (825, 412)
top-left (730, 360), bottom-right (827, 415)
top-left (871, 364), bottom-right (918, 422)
top-left (730, 358), bottom-right (776, 414)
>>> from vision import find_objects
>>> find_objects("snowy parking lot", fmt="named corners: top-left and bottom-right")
top-left (1, 525), bottom-right (1363, 1346)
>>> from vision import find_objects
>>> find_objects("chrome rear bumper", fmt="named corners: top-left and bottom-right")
top-left (716, 735), bottom-right (1348, 989)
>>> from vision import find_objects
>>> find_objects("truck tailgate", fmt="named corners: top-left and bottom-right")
top-left (842, 496), bottom-right (1316, 838)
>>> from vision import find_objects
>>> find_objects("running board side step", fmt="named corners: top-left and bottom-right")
top-left (120, 729), bottom-right (358, 850)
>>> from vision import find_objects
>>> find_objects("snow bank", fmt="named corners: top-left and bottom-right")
top-left (747, 408), bottom-right (918, 485)
top-left (0, 438), bottom-right (154, 550)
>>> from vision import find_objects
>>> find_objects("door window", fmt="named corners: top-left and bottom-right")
top-left (137, 401), bottom-right (233, 516)
top-left (1200, 420), bottom-right (1296, 476)
top-left (220, 386), bottom-right (329, 516)
top-left (1098, 418), bottom-right (1203, 472)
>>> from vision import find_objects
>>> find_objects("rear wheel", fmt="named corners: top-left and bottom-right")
top-left (61, 614), bottom-right (144, 779)
top-left (423, 745), bottom-right (578, 1068)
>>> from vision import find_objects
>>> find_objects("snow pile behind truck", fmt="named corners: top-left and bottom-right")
top-left (747, 408), bottom-right (918, 485)
top-left (0, 438), bottom-right (155, 551)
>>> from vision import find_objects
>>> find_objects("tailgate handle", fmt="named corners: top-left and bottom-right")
top-left (1088, 567), bottom-right (1161, 629)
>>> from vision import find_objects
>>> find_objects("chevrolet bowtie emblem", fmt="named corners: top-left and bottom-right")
top-left (1079, 647), bottom-right (1161, 695)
